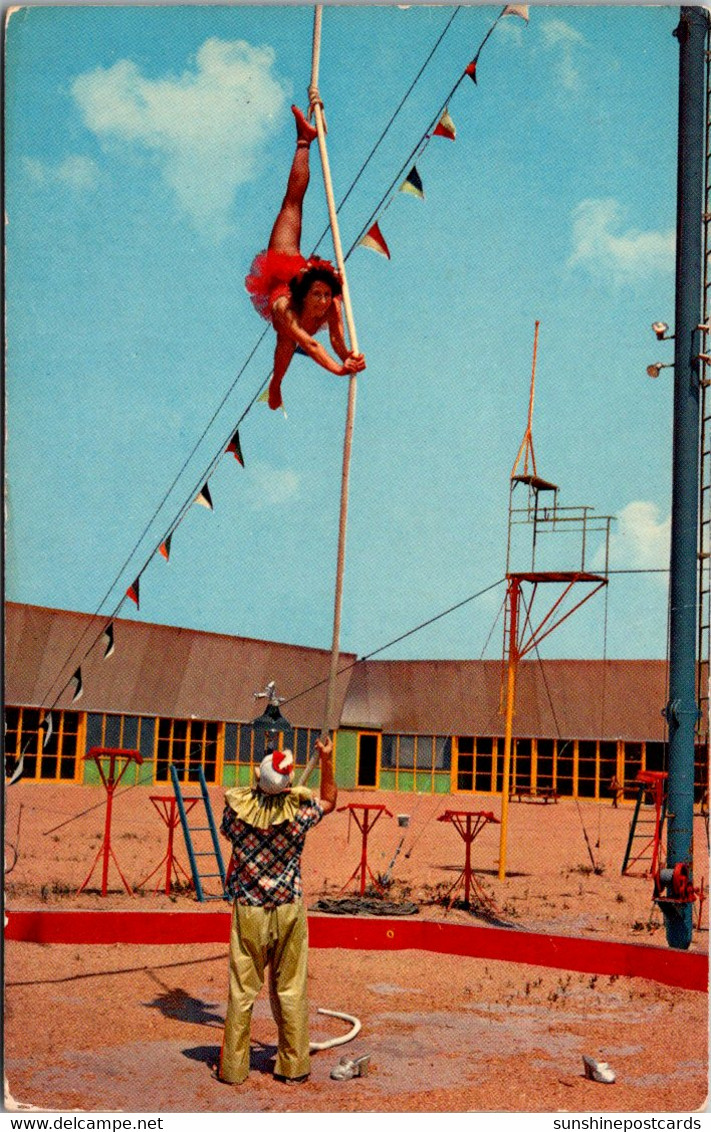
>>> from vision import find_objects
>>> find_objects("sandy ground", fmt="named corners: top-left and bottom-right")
top-left (3, 782), bottom-right (709, 1113)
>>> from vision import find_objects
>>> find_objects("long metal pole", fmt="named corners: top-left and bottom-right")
top-left (664, 6), bottom-right (707, 949)
top-left (299, 6), bottom-right (361, 784)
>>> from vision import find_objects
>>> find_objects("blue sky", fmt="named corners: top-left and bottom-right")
top-left (6, 4), bottom-right (682, 670)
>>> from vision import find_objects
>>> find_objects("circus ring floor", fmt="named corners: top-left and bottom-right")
top-left (4, 909), bottom-right (708, 1114)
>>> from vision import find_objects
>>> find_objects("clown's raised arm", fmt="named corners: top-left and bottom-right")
top-left (314, 735), bottom-right (337, 813)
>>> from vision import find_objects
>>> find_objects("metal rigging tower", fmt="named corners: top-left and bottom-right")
top-left (499, 321), bottom-right (614, 880)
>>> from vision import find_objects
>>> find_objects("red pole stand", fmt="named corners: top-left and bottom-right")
top-left (337, 803), bottom-right (392, 895)
top-left (135, 796), bottom-right (199, 895)
top-left (76, 747), bottom-right (143, 897)
top-left (437, 810), bottom-right (501, 913)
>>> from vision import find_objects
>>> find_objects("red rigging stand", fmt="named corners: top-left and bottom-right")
top-left (437, 809), bottom-right (500, 912)
top-left (337, 803), bottom-right (393, 896)
top-left (77, 747), bottom-right (142, 897)
top-left (136, 795), bottom-right (199, 896)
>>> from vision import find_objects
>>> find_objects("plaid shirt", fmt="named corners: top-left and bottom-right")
top-left (221, 798), bottom-right (324, 907)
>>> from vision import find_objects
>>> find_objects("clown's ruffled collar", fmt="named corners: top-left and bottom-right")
top-left (224, 784), bottom-right (314, 830)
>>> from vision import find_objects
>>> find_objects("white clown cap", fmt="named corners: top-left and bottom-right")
top-left (258, 749), bottom-right (295, 795)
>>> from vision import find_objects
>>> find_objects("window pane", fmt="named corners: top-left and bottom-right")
top-left (577, 740), bottom-right (597, 798)
top-left (238, 726), bottom-right (253, 764)
top-left (556, 739), bottom-right (574, 797)
top-left (122, 716), bottom-right (139, 750)
top-left (537, 739), bottom-right (555, 788)
top-left (139, 718), bottom-right (155, 763)
top-left (645, 742), bottom-right (666, 773)
top-left (434, 736), bottom-right (451, 771)
top-left (224, 723), bottom-right (238, 764)
top-left (599, 742), bottom-right (618, 798)
top-left (295, 729), bottom-right (309, 766)
top-left (398, 736), bottom-right (415, 769)
top-left (104, 716), bottom-right (121, 748)
top-left (381, 734), bottom-right (395, 768)
top-left (41, 753), bottom-right (58, 779)
top-left (514, 738), bottom-right (532, 792)
top-left (624, 742), bottom-right (643, 785)
top-left (416, 736), bottom-right (433, 770)
top-left (86, 713), bottom-right (103, 751)
top-left (60, 755), bottom-right (76, 780)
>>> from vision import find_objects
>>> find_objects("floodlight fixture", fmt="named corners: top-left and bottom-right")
top-left (646, 362), bottom-right (673, 379)
top-left (652, 321), bottom-right (672, 341)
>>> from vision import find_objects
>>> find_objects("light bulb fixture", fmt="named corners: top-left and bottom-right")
top-left (646, 362), bottom-right (673, 379)
top-left (652, 321), bottom-right (672, 341)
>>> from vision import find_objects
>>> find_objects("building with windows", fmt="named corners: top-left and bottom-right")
top-left (5, 602), bottom-right (708, 801)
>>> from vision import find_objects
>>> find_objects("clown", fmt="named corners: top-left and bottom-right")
top-left (245, 105), bottom-right (366, 411)
top-left (218, 736), bottom-right (337, 1085)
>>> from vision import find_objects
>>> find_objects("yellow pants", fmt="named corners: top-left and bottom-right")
top-left (220, 900), bottom-right (310, 1084)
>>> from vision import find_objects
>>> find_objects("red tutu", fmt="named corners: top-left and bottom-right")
top-left (245, 249), bottom-right (341, 320)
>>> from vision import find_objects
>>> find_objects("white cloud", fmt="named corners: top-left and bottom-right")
top-left (540, 17), bottom-right (586, 92)
top-left (24, 154), bottom-right (100, 190)
top-left (541, 17), bottom-right (585, 48)
top-left (569, 198), bottom-right (675, 285)
top-left (71, 38), bottom-right (288, 237)
top-left (595, 500), bottom-right (670, 575)
top-left (247, 461), bottom-right (300, 508)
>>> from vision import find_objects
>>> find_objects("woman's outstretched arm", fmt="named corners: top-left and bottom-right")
top-left (272, 300), bottom-right (363, 376)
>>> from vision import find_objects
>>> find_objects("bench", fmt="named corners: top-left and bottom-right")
top-left (509, 786), bottom-right (558, 804)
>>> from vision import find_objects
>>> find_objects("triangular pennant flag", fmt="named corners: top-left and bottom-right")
top-left (102, 622), bottom-right (115, 659)
top-left (257, 388), bottom-right (288, 417)
top-left (195, 483), bottom-right (213, 510)
top-left (465, 59), bottom-right (478, 83)
top-left (399, 166), bottom-right (425, 200)
top-left (69, 667), bottom-right (83, 704)
top-left (433, 108), bottom-right (456, 140)
top-left (127, 577), bottom-right (140, 607)
top-left (40, 711), bottom-right (54, 749)
top-left (359, 222), bottom-right (391, 259)
top-left (226, 429), bottom-right (245, 466)
top-left (159, 533), bottom-right (173, 561)
top-left (6, 751), bottom-right (24, 786)
top-left (503, 4), bottom-right (529, 21)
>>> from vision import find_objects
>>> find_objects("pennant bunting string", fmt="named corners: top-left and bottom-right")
top-left (226, 429), bottom-right (245, 466)
top-left (195, 483), bottom-right (214, 511)
top-left (359, 222), bottom-right (392, 259)
top-left (102, 622), bottom-right (115, 659)
top-left (40, 711), bottom-right (54, 749)
top-left (348, 5), bottom-right (523, 260)
top-left (399, 166), bottom-right (425, 199)
top-left (69, 668), bottom-right (84, 704)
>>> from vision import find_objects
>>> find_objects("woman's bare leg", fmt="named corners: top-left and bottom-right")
top-left (268, 107), bottom-right (317, 255)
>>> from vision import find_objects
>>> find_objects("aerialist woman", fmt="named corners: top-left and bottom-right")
top-left (245, 106), bottom-right (366, 411)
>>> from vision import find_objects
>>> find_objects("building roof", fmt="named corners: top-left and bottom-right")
top-left (5, 603), bottom-right (354, 729)
top-left (5, 602), bottom-right (699, 742)
top-left (341, 657), bottom-right (676, 742)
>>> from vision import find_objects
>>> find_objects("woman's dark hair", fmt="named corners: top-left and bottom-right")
top-left (289, 262), bottom-right (342, 313)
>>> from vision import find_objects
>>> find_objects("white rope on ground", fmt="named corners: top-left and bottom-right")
top-left (309, 1007), bottom-right (362, 1051)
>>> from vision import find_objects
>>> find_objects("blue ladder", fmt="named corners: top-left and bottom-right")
top-left (170, 764), bottom-right (227, 902)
